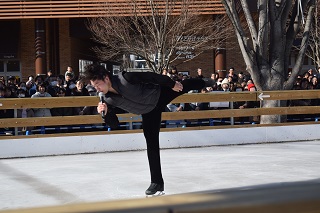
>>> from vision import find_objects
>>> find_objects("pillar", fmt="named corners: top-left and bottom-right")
top-left (48, 19), bottom-right (60, 75)
top-left (215, 48), bottom-right (226, 78)
top-left (35, 19), bottom-right (46, 76)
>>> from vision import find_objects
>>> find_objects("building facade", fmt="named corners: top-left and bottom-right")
top-left (0, 0), bottom-right (238, 81)
top-left (0, 1), bottom-right (313, 82)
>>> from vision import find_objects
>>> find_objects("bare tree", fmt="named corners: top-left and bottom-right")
top-left (87, 0), bottom-right (231, 73)
top-left (305, 0), bottom-right (320, 70)
top-left (221, 0), bottom-right (316, 124)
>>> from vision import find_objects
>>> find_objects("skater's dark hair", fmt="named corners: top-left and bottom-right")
top-left (83, 64), bottom-right (112, 82)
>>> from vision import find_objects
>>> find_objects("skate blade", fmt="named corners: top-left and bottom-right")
top-left (146, 191), bottom-right (165, 198)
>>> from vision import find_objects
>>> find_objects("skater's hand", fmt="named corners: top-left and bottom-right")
top-left (97, 102), bottom-right (108, 116)
top-left (172, 81), bottom-right (183, 92)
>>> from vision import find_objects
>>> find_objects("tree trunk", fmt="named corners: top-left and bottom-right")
top-left (221, 0), bottom-right (315, 124)
top-left (260, 100), bottom-right (280, 124)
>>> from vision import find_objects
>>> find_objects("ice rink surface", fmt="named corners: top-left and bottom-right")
top-left (1, 141), bottom-right (320, 210)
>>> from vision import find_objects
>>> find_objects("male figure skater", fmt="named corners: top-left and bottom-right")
top-left (84, 64), bottom-right (205, 196)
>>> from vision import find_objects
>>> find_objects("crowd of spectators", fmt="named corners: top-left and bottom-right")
top-left (162, 66), bottom-right (258, 109)
top-left (162, 66), bottom-right (320, 124)
top-left (0, 66), bottom-right (99, 134)
top-left (1, 66), bottom-right (320, 134)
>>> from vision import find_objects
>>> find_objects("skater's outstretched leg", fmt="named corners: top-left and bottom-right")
top-left (180, 78), bottom-right (206, 94)
top-left (158, 78), bottom-right (205, 107)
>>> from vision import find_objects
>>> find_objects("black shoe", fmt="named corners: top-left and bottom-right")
top-left (145, 182), bottom-right (164, 196)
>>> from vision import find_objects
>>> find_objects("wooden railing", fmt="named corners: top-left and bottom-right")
top-left (1, 179), bottom-right (320, 213)
top-left (1, 89), bottom-right (320, 137)
top-left (0, 0), bottom-right (225, 19)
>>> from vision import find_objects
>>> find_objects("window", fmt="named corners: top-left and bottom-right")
top-left (130, 54), bottom-right (148, 69)
top-left (0, 61), bottom-right (4, 72)
top-left (100, 63), bottom-right (107, 69)
top-left (112, 65), bottom-right (120, 75)
top-left (0, 60), bottom-right (21, 81)
top-left (7, 60), bottom-right (20, 72)
top-left (79, 59), bottom-right (93, 77)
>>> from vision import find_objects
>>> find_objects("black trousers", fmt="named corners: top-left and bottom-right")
top-left (141, 78), bottom-right (205, 184)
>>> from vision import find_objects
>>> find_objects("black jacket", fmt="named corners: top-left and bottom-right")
top-left (102, 72), bottom-right (175, 129)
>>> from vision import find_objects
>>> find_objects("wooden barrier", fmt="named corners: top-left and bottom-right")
top-left (1, 91), bottom-right (320, 212)
top-left (1, 179), bottom-right (319, 213)
top-left (0, 90), bottom-right (320, 137)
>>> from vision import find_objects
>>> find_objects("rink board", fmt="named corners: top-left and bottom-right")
top-left (0, 124), bottom-right (319, 158)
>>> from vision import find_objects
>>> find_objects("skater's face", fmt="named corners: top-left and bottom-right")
top-left (90, 76), bottom-right (111, 94)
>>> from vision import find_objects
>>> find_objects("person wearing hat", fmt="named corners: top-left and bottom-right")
top-left (220, 78), bottom-right (230, 92)
top-left (239, 83), bottom-right (259, 109)
top-left (240, 82), bottom-right (260, 123)
top-left (246, 83), bottom-right (256, 91)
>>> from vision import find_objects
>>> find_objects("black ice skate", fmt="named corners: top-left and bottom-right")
top-left (145, 183), bottom-right (165, 197)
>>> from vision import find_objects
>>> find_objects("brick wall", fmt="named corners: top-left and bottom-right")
top-left (59, 18), bottom-right (72, 75)
top-left (20, 19), bottom-right (73, 80)
top-left (70, 37), bottom-right (97, 77)
top-left (18, 18), bottom-right (247, 81)
top-left (20, 18), bottom-right (99, 80)
top-left (226, 34), bottom-right (246, 74)
top-left (173, 38), bottom-right (247, 78)
top-left (20, 19), bottom-right (35, 82)
top-left (173, 46), bottom-right (247, 78)
top-left (173, 50), bottom-right (215, 78)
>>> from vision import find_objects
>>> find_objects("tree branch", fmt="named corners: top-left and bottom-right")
top-left (88, 0), bottom-right (232, 73)
top-left (257, 0), bottom-right (268, 59)
top-left (221, 1), bottom-right (254, 66)
top-left (285, 0), bottom-right (315, 89)
top-left (240, 0), bottom-right (257, 47)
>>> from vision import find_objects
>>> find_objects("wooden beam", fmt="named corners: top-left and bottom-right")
top-left (162, 106), bottom-right (320, 120)
top-left (0, 96), bottom-right (99, 110)
top-left (0, 121), bottom-right (318, 140)
top-left (1, 90), bottom-right (320, 129)
top-left (0, 92), bottom-right (257, 110)
top-left (1, 180), bottom-right (319, 213)
top-left (1, 90), bottom-right (320, 110)
top-left (257, 90), bottom-right (320, 100)
top-left (171, 92), bottom-right (256, 103)
top-left (2, 106), bottom-right (320, 128)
